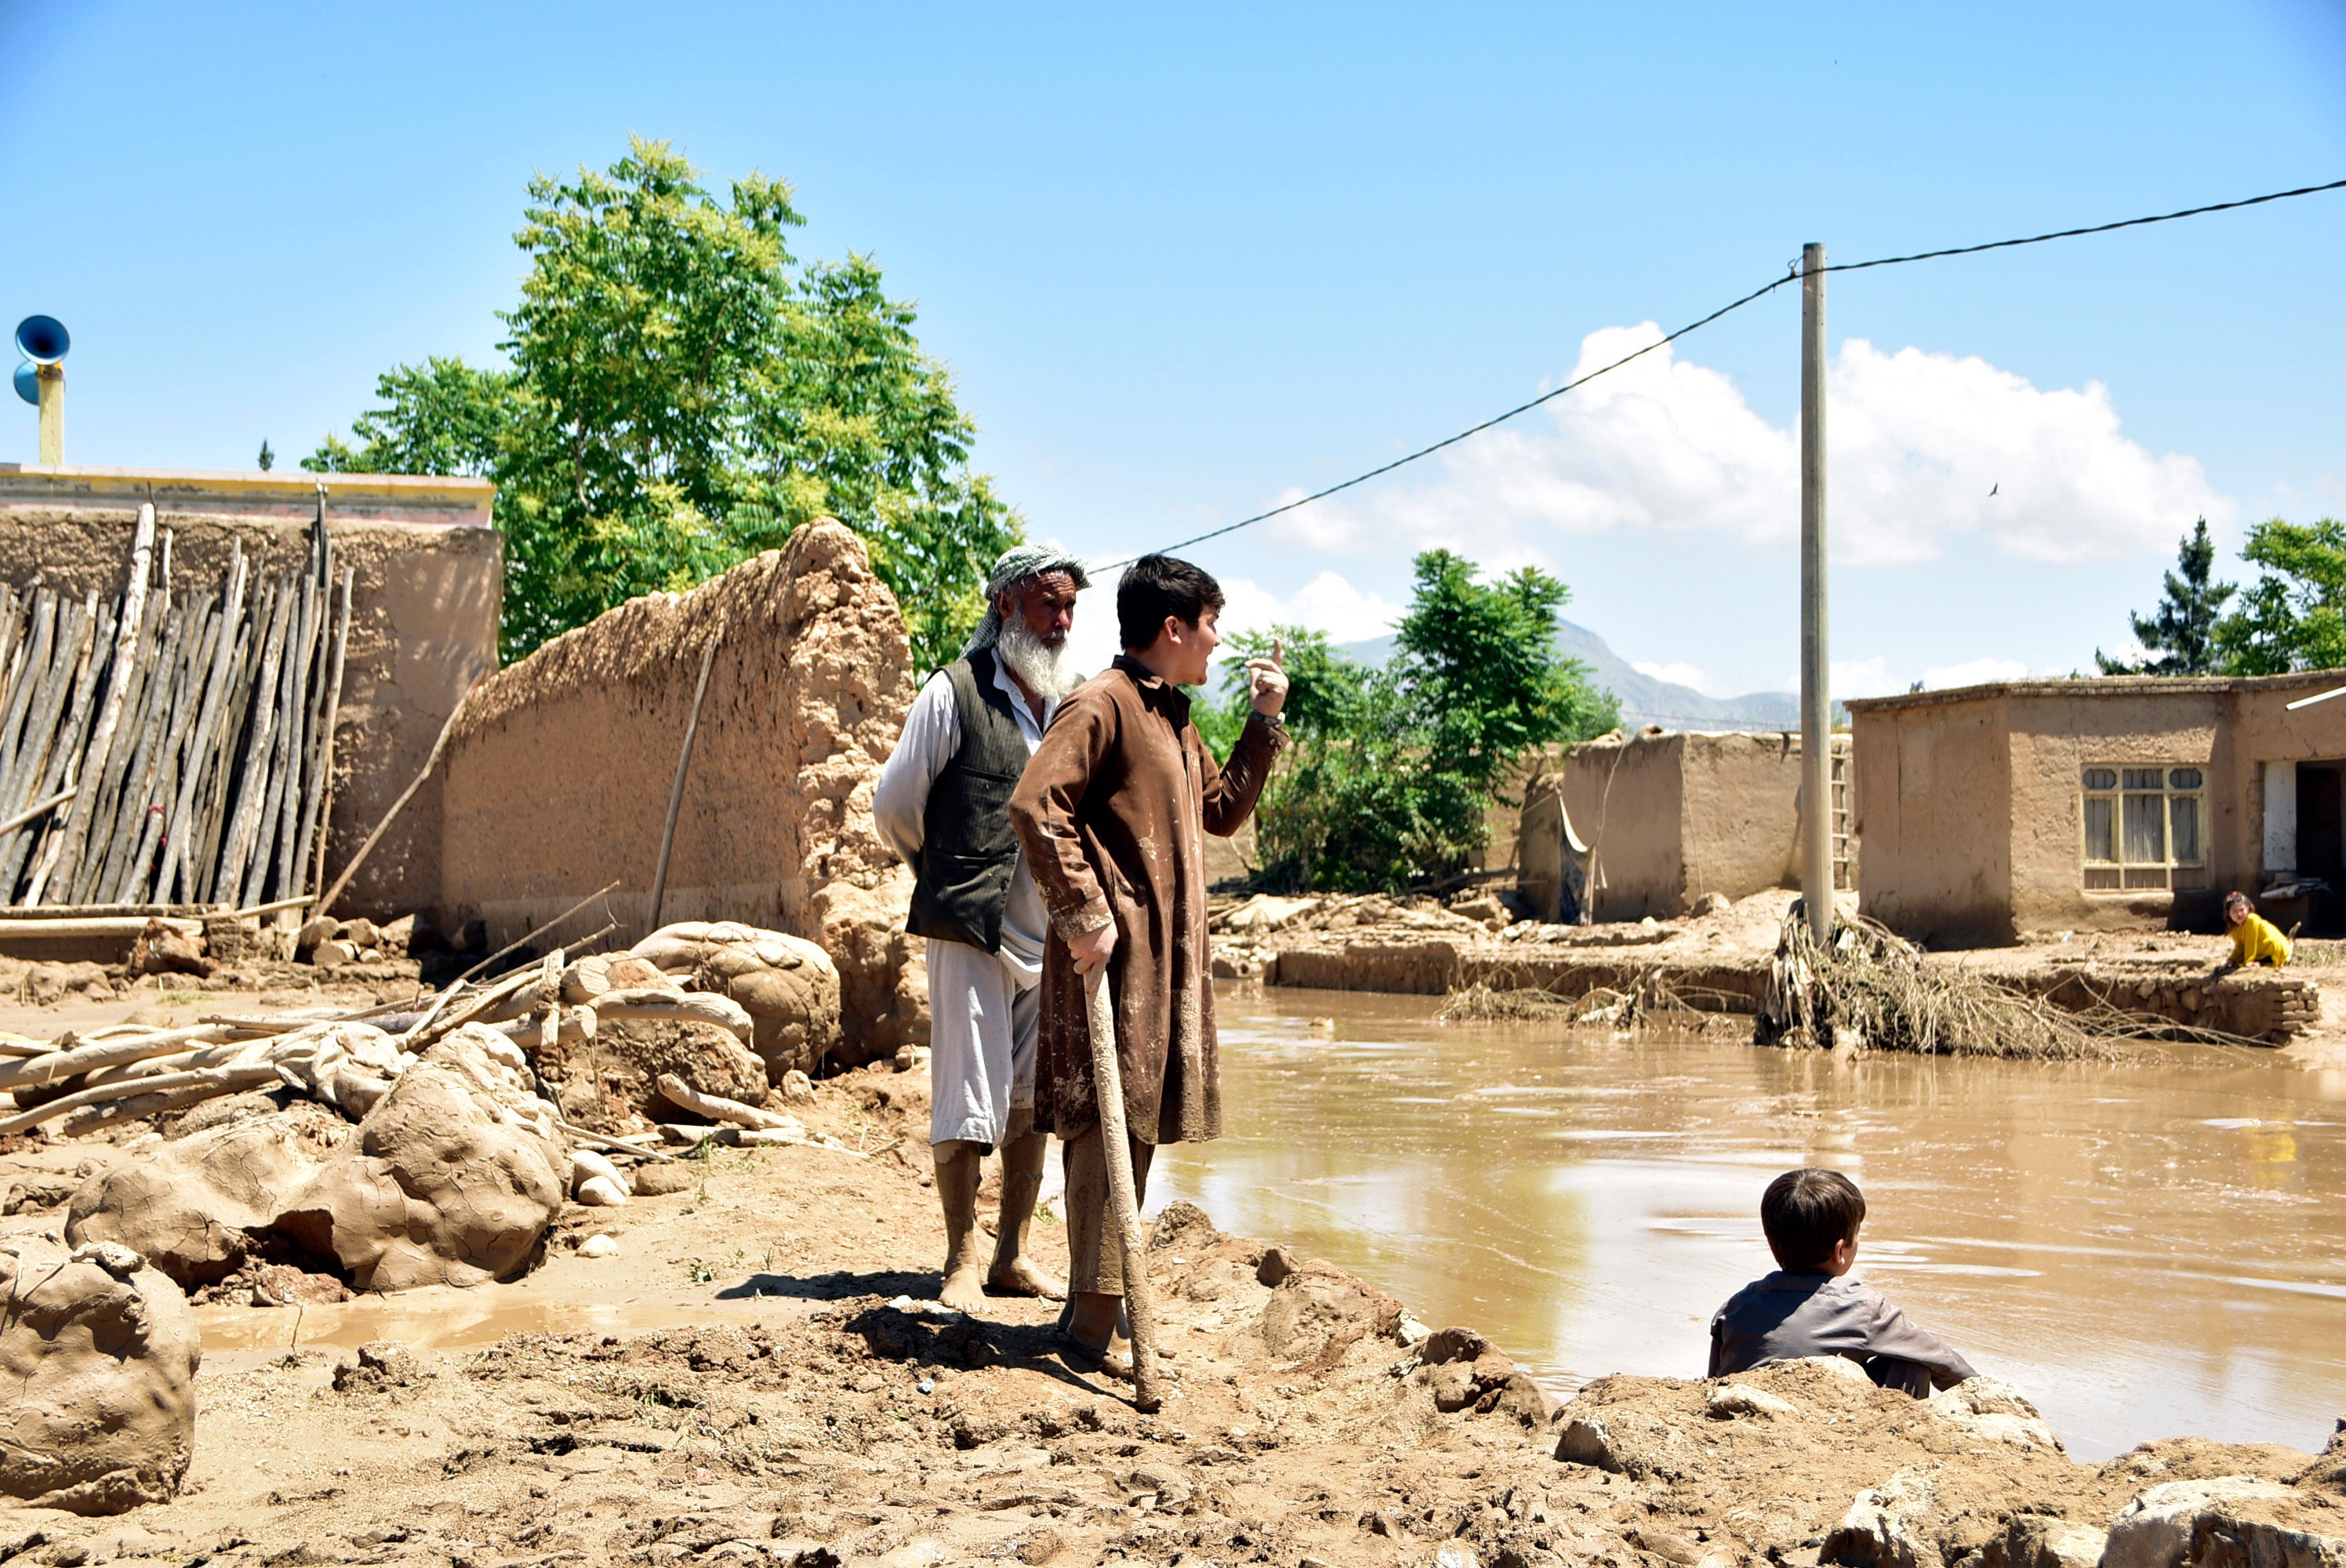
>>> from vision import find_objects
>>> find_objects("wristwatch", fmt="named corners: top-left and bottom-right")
top-left (1251, 710), bottom-right (1287, 731)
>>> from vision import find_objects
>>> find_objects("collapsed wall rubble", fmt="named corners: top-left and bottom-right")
top-left (440, 520), bottom-right (924, 1065)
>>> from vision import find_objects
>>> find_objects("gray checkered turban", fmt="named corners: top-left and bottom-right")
top-left (960, 544), bottom-right (1091, 656)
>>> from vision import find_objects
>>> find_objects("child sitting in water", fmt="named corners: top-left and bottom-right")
top-left (1708, 1167), bottom-right (1977, 1397)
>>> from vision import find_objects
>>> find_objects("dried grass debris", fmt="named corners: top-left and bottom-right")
top-left (1758, 902), bottom-right (2120, 1061)
top-left (1435, 982), bottom-right (1575, 1025)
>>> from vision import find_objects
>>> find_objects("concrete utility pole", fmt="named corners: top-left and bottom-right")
top-left (1799, 242), bottom-right (1832, 945)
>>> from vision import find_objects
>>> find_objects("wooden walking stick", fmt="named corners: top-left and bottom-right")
top-left (1083, 964), bottom-right (1165, 1413)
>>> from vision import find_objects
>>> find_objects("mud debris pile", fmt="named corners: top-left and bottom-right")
top-left (16, 915), bottom-right (849, 1314)
top-left (66, 1024), bottom-right (567, 1297)
top-left (1549, 1358), bottom-right (2346, 1568)
top-left (0, 1236), bottom-right (199, 1515)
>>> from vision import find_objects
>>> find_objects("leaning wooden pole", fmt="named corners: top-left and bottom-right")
top-left (647, 629), bottom-right (721, 932)
top-left (0, 597), bottom-right (87, 889)
top-left (16, 597), bottom-right (110, 902)
top-left (1799, 241), bottom-right (1832, 946)
top-left (0, 593), bottom-right (54, 798)
top-left (313, 681), bottom-right (476, 918)
top-left (296, 565), bottom-right (353, 901)
top-left (46, 503), bottom-right (157, 900)
top-left (217, 582), bottom-right (296, 903)
top-left (157, 549), bottom-right (245, 902)
top-left (1083, 967), bottom-right (1164, 1413)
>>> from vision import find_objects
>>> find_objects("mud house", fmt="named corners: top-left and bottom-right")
top-left (1516, 729), bottom-right (1847, 922)
top-left (0, 463), bottom-right (499, 918)
top-left (1846, 672), bottom-right (2346, 946)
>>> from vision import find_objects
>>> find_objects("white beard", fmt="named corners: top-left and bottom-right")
top-left (996, 615), bottom-right (1082, 704)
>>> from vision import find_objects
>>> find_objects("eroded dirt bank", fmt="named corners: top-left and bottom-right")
top-left (4, 1052), bottom-right (2343, 1567)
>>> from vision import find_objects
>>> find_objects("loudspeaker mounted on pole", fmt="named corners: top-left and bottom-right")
top-left (13, 314), bottom-right (69, 465)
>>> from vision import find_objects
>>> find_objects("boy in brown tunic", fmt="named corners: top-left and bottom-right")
top-left (1009, 554), bottom-right (1286, 1370)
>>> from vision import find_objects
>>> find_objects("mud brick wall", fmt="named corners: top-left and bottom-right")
top-left (1265, 939), bottom-right (1776, 1012)
top-left (1263, 938), bottom-right (2320, 1045)
top-left (2004, 963), bottom-right (2322, 1045)
top-left (439, 521), bottom-right (924, 1063)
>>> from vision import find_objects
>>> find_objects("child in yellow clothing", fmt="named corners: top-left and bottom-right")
top-left (2221, 891), bottom-right (2291, 971)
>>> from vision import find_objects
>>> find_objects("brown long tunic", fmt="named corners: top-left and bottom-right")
top-left (1008, 655), bottom-right (1281, 1145)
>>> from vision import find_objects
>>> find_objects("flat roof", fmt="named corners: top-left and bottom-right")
top-left (1843, 669), bottom-right (2346, 713)
top-left (0, 463), bottom-right (493, 527)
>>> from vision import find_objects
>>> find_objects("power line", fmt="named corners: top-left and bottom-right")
top-left (1099, 173), bottom-right (2346, 572)
top-left (1094, 272), bottom-right (1793, 571)
top-left (1821, 175), bottom-right (2346, 275)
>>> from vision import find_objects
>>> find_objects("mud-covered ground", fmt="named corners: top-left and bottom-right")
top-left (4, 1039), bottom-right (2344, 1568)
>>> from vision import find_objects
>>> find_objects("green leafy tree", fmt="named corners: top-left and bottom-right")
top-left (307, 138), bottom-right (1021, 666)
top-left (1390, 550), bottom-right (1618, 793)
top-left (2210, 517), bottom-right (2346, 676)
top-left (2096, 517), bottom-right (2235, 674)
top-left (307, 358), bottom-right (515, 480)
top-left (1200, 554), bottom-right (1618, 892)
top-left (1193, 626), bottom-right (1366, 757)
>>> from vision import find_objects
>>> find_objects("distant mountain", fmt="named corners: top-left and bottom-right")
top-left (1338, 621), bottom-right (1799, 733)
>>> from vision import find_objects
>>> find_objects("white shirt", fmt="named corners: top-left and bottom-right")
top-left (873, 659), bottom-right (1062, 975)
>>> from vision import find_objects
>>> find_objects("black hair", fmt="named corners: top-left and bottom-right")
top-left (1117, 554), bottom-right (1225, 652)
top-left (1760, 1167), bottom-right (1866, 1272)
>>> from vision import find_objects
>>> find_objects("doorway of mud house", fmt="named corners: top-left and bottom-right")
top-left (2296, 762), bottom-right (2346, 935)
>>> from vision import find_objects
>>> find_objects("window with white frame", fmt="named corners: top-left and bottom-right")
top-left (2081, 766), bottom-right (2206, 891)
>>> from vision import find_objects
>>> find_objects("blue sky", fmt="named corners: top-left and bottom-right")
top-left (2, 2), bottom-right (2341, 695)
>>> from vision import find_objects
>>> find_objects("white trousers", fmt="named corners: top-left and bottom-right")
top-left (925, 936), bottom-right (1038, 1149)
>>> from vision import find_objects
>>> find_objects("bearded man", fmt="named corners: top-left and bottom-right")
top-left (874, 544), bottom-right (1089, 1312)
top-left (1010, 553), bottom-right (1287, 1373)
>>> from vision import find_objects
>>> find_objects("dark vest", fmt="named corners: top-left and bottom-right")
top-left (906, 648), bottom-right (1035, 953)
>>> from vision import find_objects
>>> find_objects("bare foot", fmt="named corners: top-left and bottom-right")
top-left (938, 1262), bottom-right (988, 1314)
top-left (1064, 1291), bottom-right (1125, 1351)
top-left (989, 1254), bottom-right (1068, 1301)
top-left (1062, 1328), bottom-right (1135, 1382)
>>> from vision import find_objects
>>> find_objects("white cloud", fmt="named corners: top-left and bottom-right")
top-left (1832, 657), bottom-right (1900, 699)
top-left (1921, 656), bottom-right (2031, 689)
top-left (1286, 325), bottom-right (2232, 568)
top-left (1814, 653), bottom-right (2052, 696)
top-left (1062, 561), bottom-right (1125, 681)
top-left (1217, 570), bottom-right (1401, 644)
top-left (1632, 659), bottom-right (1732, 698)
top-left (1056, 563), bottom-right (1401, 682)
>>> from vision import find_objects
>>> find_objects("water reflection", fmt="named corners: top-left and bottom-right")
top-left (1155, 984), bottom-right (2346, 1461)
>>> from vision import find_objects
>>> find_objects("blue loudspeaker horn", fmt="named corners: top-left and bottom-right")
top-left (14, 316), bottom-right (68, 365)
top-left (12, 363), bottom-right (38, 406)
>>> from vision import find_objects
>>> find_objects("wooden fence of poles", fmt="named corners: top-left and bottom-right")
top-left (0, 500), bottom-right (351, 909)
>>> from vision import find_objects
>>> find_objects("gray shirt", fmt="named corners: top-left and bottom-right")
top-left (873, 664), bottom-right (1059, 975)
top-left (1708, 1271), bottom-right (1978, 1389)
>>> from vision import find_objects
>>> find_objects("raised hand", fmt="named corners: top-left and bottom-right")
top-left (1246, 637), bottom-right (1288, 717)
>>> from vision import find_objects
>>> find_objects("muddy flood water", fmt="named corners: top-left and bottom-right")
top-left (1156, 983), bottom-right (2346, 1463)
